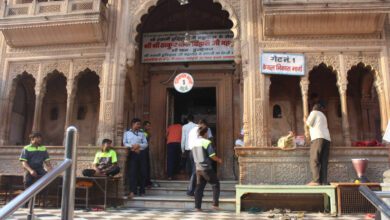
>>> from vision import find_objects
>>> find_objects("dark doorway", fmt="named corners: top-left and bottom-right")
top-left (167, 87), bottom-right (216, 134)
top-left (166, 87), bottom-right (217, 179)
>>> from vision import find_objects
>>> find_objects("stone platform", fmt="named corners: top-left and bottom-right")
top-left (235, 147), bottom-right (389, 184)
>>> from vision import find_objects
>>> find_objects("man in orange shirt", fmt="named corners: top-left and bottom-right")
top-left (166, 120), bottom-right (182, 180)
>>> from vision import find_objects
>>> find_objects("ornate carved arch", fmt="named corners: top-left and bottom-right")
top-left (344, 55), bottom-right (381, 81)
top-left (306, 54), bottom-right (340, 76)
top-left (127, 0), bottom-right (240, 66)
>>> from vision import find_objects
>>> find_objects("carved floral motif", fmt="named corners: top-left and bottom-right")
top-left (9, 62), bottom-right (40, 81)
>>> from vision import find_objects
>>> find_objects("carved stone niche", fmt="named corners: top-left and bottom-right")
top-left (235, 147), bottom-right (389, 185)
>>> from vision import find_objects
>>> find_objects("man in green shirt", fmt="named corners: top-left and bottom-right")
top-left (19, 132), bottom-right (52, 189)
top-left (192, 126), bottom-right (222, 211)
top-left (82, 139), bottom-right (120, 177)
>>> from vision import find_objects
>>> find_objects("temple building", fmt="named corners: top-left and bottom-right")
top-left (0, 0), bottom-right (389, 188)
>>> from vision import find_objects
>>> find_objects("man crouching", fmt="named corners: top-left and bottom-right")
top-left (192, 126), bottom-right (222, 211)
top-left (82, 139), bottom-right (120, 177)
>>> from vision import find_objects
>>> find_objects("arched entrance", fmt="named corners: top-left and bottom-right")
top-left (72, 69), bottom-right (100, 146)
top-left (8, 72), bottom-right (36, 145)
top-left (126, 0), bottom-right (239, 180)
top-left (308, 63), bottom-right (343, 146)
top-left (269, 75), bottom-right (303, 145)
top-left (40, 71), bottom-right (67, 145)
top-left (347, 63), bottom-right (382, 142)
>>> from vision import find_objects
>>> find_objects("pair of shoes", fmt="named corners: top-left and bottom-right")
top-left (128, 192), bottom-right (134, 199)
top-left (306, 182), bottom-right (320, 186)
top-left (152, 182), bottom-right (160, 187)
top-left (194, 208), bottom-right (202, 212)
top-left (167, 177), bottom-right (172, 180)
top-left (186, 193), bottom-right (195, 197)
top-left (212, 206), bottom-right (220, 211)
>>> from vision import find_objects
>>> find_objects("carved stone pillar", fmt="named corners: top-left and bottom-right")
top-left (241, 0), bottom-right (261, 147)
top-left (300, 77), bottom-right (310, 141)
top-left (32, 85), bottom-right (45, 132)
top-left (64, 78), bottom-right (75, 130)
top-left (374, 79), bottom-right (387, 133)
top-left (338, 81), bottom-right (352, 146)
top-left (262, 76), bottom-right (271, 146)
top-left (114, 62), bottom-right (128, 146)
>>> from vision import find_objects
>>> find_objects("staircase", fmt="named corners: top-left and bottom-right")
top-left (124, 180), bottom-right (237, 210)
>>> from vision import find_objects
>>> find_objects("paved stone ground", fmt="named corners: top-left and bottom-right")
top-left (6, 208), bottom-right (371, 220)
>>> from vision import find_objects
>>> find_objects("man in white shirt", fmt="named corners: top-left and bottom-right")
top-left (306, 104), bottom-right (331, 186)
top-left (234, 129), bottom-right (244, 147)
top-left (181, 115), bottom-right (197, 177)
top-left (186, 119), bottom-right (213, 196)
top-left (123, 118), bottom-right (148, 198)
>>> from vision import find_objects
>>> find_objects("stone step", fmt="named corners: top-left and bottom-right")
top-left (147, 187), bottom-right (235, 196)
top-left (124, 195), bottom-right (236, 211)
top-left (152, 180), bottom-right (237, 189)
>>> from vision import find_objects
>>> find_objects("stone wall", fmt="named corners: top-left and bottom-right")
top-left (0, 146), bottom-right (128, 196)
top-left (235, 147), bottom-right (389, 185)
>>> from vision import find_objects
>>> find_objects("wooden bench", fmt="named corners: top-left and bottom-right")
top-left (236, 185), bottom-right (337, 216)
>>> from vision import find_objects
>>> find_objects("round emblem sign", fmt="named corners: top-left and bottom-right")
top-left (174, 73), bottom-right (194, 93)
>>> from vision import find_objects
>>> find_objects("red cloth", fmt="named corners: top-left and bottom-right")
top-left (352, 140), bottom-right (384, 147)
top-left (166, 124), bottom-right (182, 144)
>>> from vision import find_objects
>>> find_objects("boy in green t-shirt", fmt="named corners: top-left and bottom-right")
top-left (83, 139), bottom-right (120, 177)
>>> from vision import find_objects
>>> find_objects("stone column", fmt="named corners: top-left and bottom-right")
top-left (114, 63), bottom-right (127, 146)
top-left (241, 0), bottom-right (262, 146)
top-left (374, 79), bottom-right (387, 133)
top-left (64, 78), bottom-right (75, 129)
top-left (338, 54), bottom-right (351, 146)
top-left (32, 84), bottom-right (45, 132)
top-left (300, 77), bottom-right (310, 141)
top-left (338, 81), bottom-right (352, 146)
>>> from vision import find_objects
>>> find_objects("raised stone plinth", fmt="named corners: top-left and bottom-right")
top-left (0, 145), bottom-right (128, 196)
top-left (235, 147), bottom-right (389, 185)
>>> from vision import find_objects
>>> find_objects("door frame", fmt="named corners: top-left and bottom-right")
top-left (149, 71), bottom-right (234, 180)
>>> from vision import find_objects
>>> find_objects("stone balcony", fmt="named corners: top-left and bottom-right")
top-left (262, 0), bottom-right (390, 38)
top-left (0, 0), bottom-right (108, 47)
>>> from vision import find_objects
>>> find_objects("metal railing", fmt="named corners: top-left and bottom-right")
top-left (0, 126), bottom-right (78, 220)
top-left (359, 185), bottom-right (390, 218)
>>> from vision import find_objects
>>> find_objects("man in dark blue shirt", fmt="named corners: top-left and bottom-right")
top-left (19, 132), bottom-right (52, 188)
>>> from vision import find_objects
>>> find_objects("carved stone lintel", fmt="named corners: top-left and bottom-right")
top-left (41, 61), bottom-right (70, 78)
top-left (73, 59), bottom-right (103, 78)
top-left (9, 63), bottom-right (40, 81)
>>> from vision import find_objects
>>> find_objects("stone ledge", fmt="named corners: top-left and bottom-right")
top-left (235, 146), bottom-right (389, 185)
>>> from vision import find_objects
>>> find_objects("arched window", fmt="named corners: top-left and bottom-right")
top-left (77, 106), bottom-right (87, 120)
top-left (337, 103), bottom-right (342, 118)
top-left (273, 105), bottom-right (282, 118)
top-left (50, 107), bottom-right (59, 120)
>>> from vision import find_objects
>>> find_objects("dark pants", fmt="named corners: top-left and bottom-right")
top-left (187, 151), bottom-right (196, 196)
top-left (310, 138), bottom-right (331, 184)
top-left (82, 166), bottom-right (120, 177)
top-left (128, 150), bottom-right (148, 194)
top-left (184, 150), bottom-right (193, 177)
top-left (167, 142), bottom-right (181, 178)
top-left (145, 147), bottom-right (152, 186)
top-left (194, 169), bottom-right (220, 209)
top-left (24, 170), bottom-right (46, 189)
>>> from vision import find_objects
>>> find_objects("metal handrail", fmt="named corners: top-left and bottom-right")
top-left (0, 126), bottom-right (78, 220)
top-left (359, 185), bottom-right (390, 218)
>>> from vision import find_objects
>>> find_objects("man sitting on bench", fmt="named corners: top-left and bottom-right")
top-left (83, 139), bottom-right (120, 177)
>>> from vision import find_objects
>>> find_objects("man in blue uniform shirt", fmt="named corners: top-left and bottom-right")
top-left (19, 132), bottom-right (52, 189)
top-left (123, 118), bottom-right (148, 198)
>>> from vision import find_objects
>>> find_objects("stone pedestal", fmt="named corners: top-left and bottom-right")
top-left (235, 147), bottom-right (389, 185)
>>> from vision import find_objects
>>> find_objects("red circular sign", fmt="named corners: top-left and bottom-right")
top-left (174, 73), bottom-right (194, 93)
